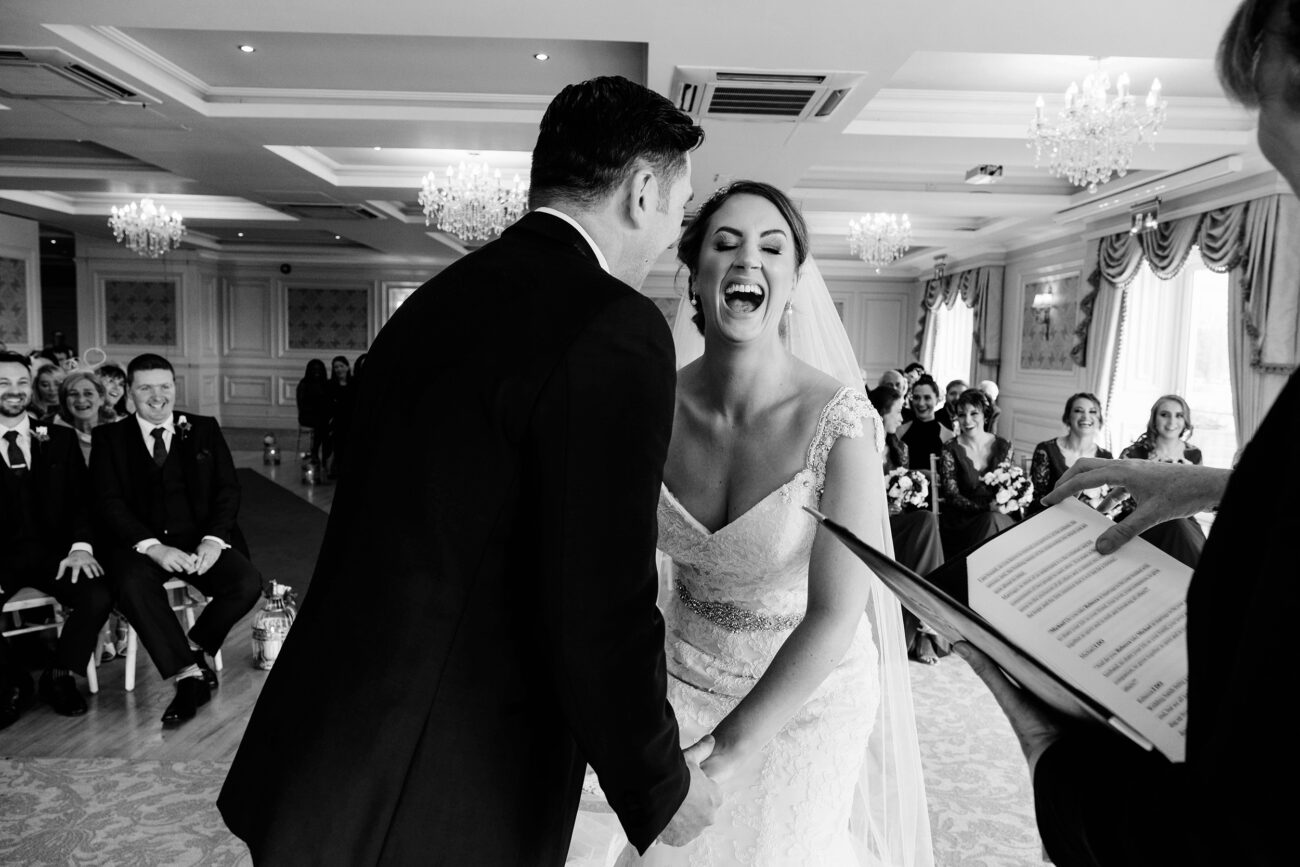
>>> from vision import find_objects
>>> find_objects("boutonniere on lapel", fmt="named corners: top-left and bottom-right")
top-left (32, 425), bottom-right (50, 443)
top-left (175, 415), bottom-right (192, 441)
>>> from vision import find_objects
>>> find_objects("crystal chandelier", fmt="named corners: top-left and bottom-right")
top-left (418, 162), bottom-right (529, 241)
top-left (108, 198), bottom-right (186, 258)
top-left (848, 213), bottom-right (912, 269)
top-left (1029, 72), bottom-right (1167, 193)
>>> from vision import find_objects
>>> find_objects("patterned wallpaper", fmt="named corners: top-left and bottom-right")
top-left (287, 287), bottom-right (369, 350)
top-left (105, 279), bottom-right (177, 346)
top-left (0, 257), bottom-right (26, 345)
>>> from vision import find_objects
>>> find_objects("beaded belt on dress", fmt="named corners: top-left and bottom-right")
top-left (675, 579), bottom-right (803, 632)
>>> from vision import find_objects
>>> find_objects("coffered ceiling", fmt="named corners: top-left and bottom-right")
top-left (0, 0), bottom-right (1270, 273)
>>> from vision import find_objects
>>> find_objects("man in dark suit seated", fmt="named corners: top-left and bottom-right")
top-left (0, 352), bottom-right (114, 728)
top-left (90, 353), bottom-right (261, 725)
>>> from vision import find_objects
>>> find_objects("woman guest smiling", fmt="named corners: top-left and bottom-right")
top-left (1027, 392), bottom-right (1113, 516)
top-left (897, 374), bottom-right (953, 473)
top-left (53, 370), bottom-right (118, 466)
top-left (1117, 394), bottom-right (1207, 567)
top-left (937, 388), bottom-right (1019, 556)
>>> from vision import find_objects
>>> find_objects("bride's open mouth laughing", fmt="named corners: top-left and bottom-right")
top-left (723, 281), bottom-right (765, 315)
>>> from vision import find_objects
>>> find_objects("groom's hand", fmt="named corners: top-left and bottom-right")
top-left (659, 736), bottom-right (722, 847)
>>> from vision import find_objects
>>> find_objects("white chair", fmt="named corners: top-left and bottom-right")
top-left (1, 587), bottom-right (98, 693)
top-left (123, 579), bottom-right (224, 691)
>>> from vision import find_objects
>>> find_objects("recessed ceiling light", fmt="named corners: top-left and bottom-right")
top-left (237, 232), bottom-right (244, 237)
top-left (533, 52), bottom-right (549, 61)
top-left (334, 235), bottom-right (341, 240)
top-left (238, 44), bottom-right (256, 53)
top-left (373, 146), bottom-right (382, 150)
top-left (49, 239), bottom-right (56, 245)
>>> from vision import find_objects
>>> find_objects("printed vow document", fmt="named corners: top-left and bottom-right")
top-left (807, 497), bottom-right (1191, 762)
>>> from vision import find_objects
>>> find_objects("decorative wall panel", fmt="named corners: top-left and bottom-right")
top-left (0, 256), bottom-right (26, 344)
top-left (104, 279), bottom-right (177, 346)
top-left (1019, 273), bottom-right (1079, 372)
top-left (286, 286), bottom-right (369, 350)
top-left (223, 375), bottom-right (273, 405)
top-left (225, 282), bottom-right (271, 355)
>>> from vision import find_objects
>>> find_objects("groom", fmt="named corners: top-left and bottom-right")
top-left (220, 76), bottom-right (716, 864)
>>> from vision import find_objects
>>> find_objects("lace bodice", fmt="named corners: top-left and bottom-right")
top-left (657, 387), bottom-right (882, 621)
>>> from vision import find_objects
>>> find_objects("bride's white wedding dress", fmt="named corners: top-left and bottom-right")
top-left (616, 387), bottom-right (906, 867)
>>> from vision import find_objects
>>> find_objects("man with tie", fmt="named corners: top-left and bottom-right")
top-left (0, 351), bottom-right (113, 728)
top-left (90, 353), bottom-right (261, 724)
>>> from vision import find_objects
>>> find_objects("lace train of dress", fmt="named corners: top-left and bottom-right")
top-left (614, 388), bottom-right (922, 867)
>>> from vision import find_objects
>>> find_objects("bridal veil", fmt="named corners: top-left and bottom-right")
top-left (670, 256), bottom-right (934, 867)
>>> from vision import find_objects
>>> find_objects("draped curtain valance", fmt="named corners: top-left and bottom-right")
top-left (914, 265), bottom-right (1004, 383)
top-left (1083, 194), bottom-right (1299, 445)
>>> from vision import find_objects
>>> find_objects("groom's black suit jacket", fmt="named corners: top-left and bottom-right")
top-left (1031, 368), bottom-right (1298, 867)
top-left (220, 211), bottom-right (688, 865)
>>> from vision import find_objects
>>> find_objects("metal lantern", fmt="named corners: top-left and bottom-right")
top-left (251, 581), bottom-right (297, 670)
top-left (262, 433), bottom-right (281, 465)
top-left (301, 460), bottom-right (321, 486)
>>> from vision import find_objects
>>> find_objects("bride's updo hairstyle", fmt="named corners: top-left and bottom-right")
top-left (676, 180), bottom-right (810, 335)
top-left (529, 76), bottom-right (704, 210)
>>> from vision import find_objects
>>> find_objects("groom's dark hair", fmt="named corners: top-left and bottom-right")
top-left (529, 76), bottom-right (704, 210)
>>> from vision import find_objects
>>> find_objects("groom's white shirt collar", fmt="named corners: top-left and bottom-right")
top-left (534, 207), bottom-right (610, 274)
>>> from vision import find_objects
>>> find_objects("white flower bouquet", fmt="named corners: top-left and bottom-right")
top-left (885, 467), bottom-right (930, 513)
top-left (1077, 483), bottom-right (1123, 517)
top-left (981, 462), bottom-right (1035, 514)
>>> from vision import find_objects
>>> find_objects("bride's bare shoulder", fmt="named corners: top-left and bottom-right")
top-left (789, 359), bottom-right (847, 416)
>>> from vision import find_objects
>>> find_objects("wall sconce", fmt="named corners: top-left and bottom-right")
top-left (1032, 288), bottom-right (1055, 339)
top-left (1130, 198), bottom-right (1160, 235)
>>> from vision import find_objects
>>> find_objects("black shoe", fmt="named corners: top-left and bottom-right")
top-left (192, 651), bottom-right (218, 690)
top-left (161, 677), bottom-right (210, 724)
top-left (0, 669), bottom-right (34, 730)
top-left (39, 670), bottom-right (88, 716)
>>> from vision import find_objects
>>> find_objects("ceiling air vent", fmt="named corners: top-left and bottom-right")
top-left (0, 47), bottom-right (151, 103)
top-left (671, 67), bottom-right (864, 122)
top-left (270, 203), bottom-right (383, 221)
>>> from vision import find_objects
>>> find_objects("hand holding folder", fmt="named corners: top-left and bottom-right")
top-left (805, 498), bottom-right (1192, 762)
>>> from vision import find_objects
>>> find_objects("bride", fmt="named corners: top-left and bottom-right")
top-left (612, 181), bottom-right (931, 866)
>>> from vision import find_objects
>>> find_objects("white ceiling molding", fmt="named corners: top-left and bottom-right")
top-left (44, 25), bottom-right (546, 123)
top-left (0, 190), bottom-right (297, 221)
top-left (1052, 155), bottom-right (1246, 225)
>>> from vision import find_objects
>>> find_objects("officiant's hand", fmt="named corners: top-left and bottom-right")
top-left (956, 642), bottom-right (1062, 777)
top-left (1044, 459), bottom-right (1230, 554)
top-left (659, 735), bottom-right (722, 847)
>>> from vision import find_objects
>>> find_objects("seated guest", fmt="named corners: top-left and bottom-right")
top-left (29, 361), bottom-right (64, 420)
top-left (1027, 392), bottom-right (1113, 516)
top-left (0, 352), bottom-right (114, 727)
top-left (295, 359), bottom-right (330, 466)
top-left (869, 385), bottom-right (947, 664)
top-left (91, 353), bottom-right (262, 725)
top-left (53, 371), bottom-right (118, 467)
top-left (898, 374), bottom-right (954, 471)
top-left (977, 379), bottom-right (1002, 434)
top-left (903, 361), bottom-right (926, 387)
top-left (878, 368), bottom-right (911, 422)
top-left (941, 379), bottom-right (968, 431)
top-left (937, 388), bottom-right (1019, 557)
top-left (97, 363), bottom-right (129, 416)
top-left (1116, 394), bottom-right (1206, 567)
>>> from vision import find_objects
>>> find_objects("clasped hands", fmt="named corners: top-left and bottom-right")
top-left (145, 539), bottom-right (224, 576)
top-left (657, 734), bottom-right (730, 847)
top-left (959, 457), bottom-right (1231, 774)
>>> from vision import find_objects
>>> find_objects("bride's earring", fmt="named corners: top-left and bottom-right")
top-left (688, 289), bottom-right (701, 308)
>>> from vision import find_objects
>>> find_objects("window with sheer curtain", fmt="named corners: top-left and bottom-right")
top-left (926, 299), bottom-right (974, 390)
top-left (1108, 251), bottom-right (1237, 468)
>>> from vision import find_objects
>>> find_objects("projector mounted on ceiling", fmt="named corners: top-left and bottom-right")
top-left (964, 165), bottom-right (1004, 185)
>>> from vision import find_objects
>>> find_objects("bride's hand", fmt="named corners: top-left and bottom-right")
top-left (694, 737), bottom-right (746, 786)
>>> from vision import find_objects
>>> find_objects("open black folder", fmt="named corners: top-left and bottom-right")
top-left (805, 498), bottom-right (1191, 762)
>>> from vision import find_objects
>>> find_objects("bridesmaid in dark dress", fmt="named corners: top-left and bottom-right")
top-left (1027, 391), bottom-right (1114, 516)
top-left (897, 374), bottom-right (954, 471)
top-left (1118, 394), bottom-right (1207, 568)
top-left (938, 388), bottom-right (1019, 557)
top-left (869, 386), bottom-right (947, 663)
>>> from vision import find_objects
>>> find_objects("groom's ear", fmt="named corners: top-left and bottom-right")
top-left (624, 161), bottom-right (659, 229)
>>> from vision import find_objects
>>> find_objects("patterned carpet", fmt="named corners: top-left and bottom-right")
top-left (0, 659), bottom-right (1041, 866)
